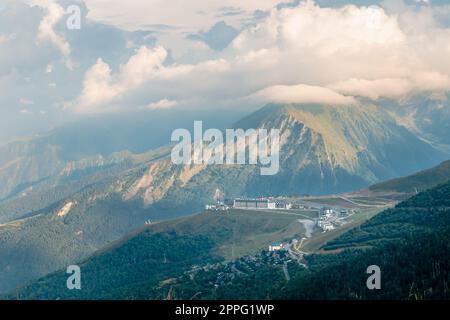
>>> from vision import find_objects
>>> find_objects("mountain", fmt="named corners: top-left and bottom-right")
top-left (10, 175), bottom-right (450, 300)
top-left (0, 109), bottom-right (240, 201)
top-left (369, 160), bottom-right (450, 194)
top-left (105, 102), bottom-right (447, 213)
top-left (230, 103), bottom-right (445, 194)
top-left (381, 95), bottom-right (450, 153)
top-left (0, 102), bottom-right (446, 294)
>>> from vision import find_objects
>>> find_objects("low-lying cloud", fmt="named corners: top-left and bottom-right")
top-left (253, 84), bottom-right (357, 106)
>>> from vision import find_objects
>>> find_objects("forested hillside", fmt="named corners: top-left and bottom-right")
top-left (9, 180), bottom-right (450, 300)
top-left (193, 181), bottom-right (450, 300)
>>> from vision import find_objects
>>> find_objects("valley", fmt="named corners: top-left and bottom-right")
top-left (0, 103), bottom-right (448, 297)
top-left (2, 194), bottom-right (389, 299)
top-left (2, 0), bottom-right (450, 304)
top-left (9, 175), bottom-right (450, 300)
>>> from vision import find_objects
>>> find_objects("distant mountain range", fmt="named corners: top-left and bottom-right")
top-left (0, 101), bottom-right (448, 294)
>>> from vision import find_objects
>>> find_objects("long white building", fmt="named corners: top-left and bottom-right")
top-left (233, 198), bottom-right (276, 209)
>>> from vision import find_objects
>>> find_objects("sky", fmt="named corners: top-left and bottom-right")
top-left (0, 0), bottom-right (450, 143)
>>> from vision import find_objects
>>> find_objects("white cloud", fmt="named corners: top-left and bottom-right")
top-left (20, 109), bottom-right (33, 115)
top-left (19, 98), bottom-right (34, 105)
top-left (237, 1), bottom-right (450, 100)
top-left (73, 45), bottom-right (183, 113)
top-left (69, 0), bottom-right (450, 114)
top-left (33, 0), bottom-right (73, 69)
top-left (253, 84), bottom-right (357, 105)
top-left (145, 98), bottom-right (177, 110)
top-left (329, 73), bottom-right (450, 100)
top-left (232, 2), bottom-right (406, 54)
top-left (329, 78), bottom-right (413, 100)
top-left (83, 0), bottom-right (282, 32)
top-left (72, 45), bottom-right (231, 113)
top-left (73, 57), bottom-right (120, 113)
top-left (0, 33), bottom-right (16, 44)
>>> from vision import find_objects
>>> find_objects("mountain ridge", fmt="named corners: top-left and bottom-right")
top-left (0, 102), bottom-right (446, 294)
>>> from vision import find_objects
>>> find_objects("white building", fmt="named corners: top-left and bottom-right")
top-left (233, 198), bottom-right (276, 210)
top-left (269, 242), bottom-right (284, 252)
top-left (275, 202), bottom-right (293, 210)
top-left (205, 202), bottom-right (230, 211)
top-left (318, 220), bottom-right (335, 231)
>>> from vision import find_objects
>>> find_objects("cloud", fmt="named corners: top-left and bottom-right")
top-left (76, 45), bottom-right (167, 112)
top-left (145, 98), bottom-right (178, 110)
top-left (2, 0), bottom-right (450, 143)
top-left (0, 33), bottom-right (16, 44)
top-left (34, 0), bottom-right (73, 69)
top-left (19, 109), bottom-right (33, 115)
top-left (253, 84), bottom-right (357, 105)
top-left (229, 0), bottom-right (450, 100)
top-left (0, 1), bottom-right (159, 141)
top-left (82, 0), bottom-right (282, 32)
top-left (330, 73), bottom-right (450, 100)
top-left (74, 57), bottom-right (119, 113)
top-left (232, 2), bottom-right (406, 54)
top-left (72, 45), bottom-right (231, 113)
top-left (19, 98), bottom-right (35, 105)
top-left (329, 78), bottom-right (413, 100)
top-left (68, 0), bottom-right (450, 115)
top-left (80, 0), bottom-right (283, 62)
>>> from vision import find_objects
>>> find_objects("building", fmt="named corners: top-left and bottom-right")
top-left (275, 202), bottom-right (293, 209)
top-left (233, 198), bottom-right (276, 210)
top-left (269, 242), bottom-right (284, 252)
top-left (320, 207), bottom-right (337, 220)
top-left (321, 207), bottom-right (334, 215)
top-left (317, 220), bottom-right (335, 232)
top-left (205, 202), bottom-right (230, 211)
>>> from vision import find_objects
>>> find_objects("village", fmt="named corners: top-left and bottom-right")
top-left (205, 197), bottom-right (354, 235)
top-left (156, 196), bottom-right (382, 295)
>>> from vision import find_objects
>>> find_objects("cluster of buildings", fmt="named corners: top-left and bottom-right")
top-left (204, 202), bottom-right (230, 211)
top-left (317, 219), bottom-right (335, 232)
top-left (316, 207), bottom-right (348, 232)
top-left (268, 242), bottom-right (285, 252)
top-left (205, 198), bottom-right (307, 211)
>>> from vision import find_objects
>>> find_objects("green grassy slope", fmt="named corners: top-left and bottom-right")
top-left (7, 209), bottom-right (307, 299)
